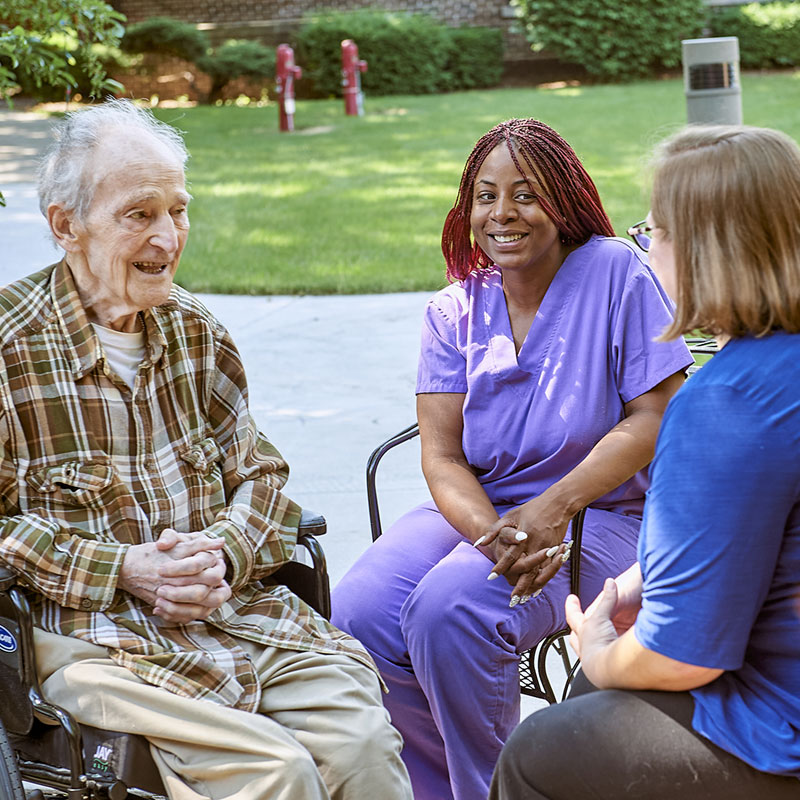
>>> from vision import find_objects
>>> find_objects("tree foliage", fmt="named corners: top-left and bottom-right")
top-left (710, 1), bottom-right (800, 68)
top-left (0, 0), bottom-right (126, 101)
top-left (511, 0), bottom-right (705, 80)
top-left (0, 1), bottom-right (126, 205)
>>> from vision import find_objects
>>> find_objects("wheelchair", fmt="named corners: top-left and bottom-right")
top-left (0, 509), bottom-right (330, 800)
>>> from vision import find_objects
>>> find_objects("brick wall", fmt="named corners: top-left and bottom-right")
top-left (110, 0), bottom-right (535, 62)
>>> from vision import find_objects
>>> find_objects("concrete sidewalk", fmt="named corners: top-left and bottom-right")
top-left (0, 109), bottom-right (431, 587)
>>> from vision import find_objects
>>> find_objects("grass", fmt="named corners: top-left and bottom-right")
top-left (152, 71), bottom-right (800, 294)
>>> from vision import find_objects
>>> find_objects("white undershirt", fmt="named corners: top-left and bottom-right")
top-left (91, 323), bottom-right (146, 390)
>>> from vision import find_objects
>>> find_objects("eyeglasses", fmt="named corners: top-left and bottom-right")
top-left (627, 220), bottom-right (655, 252)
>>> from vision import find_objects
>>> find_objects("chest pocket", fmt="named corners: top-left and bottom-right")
top-left (180, 437), bottom-right (224, 475)
top-left (178, 437), bottom-right (226, 529)
top-left (27, 461), bottom-right (115, 508)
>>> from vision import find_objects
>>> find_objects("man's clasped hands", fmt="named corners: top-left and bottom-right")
top-left (119, 530), bottom-right (232, 624)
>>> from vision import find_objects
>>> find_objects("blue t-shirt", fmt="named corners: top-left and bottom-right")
top-left (635, 332), bottom-right (800, 778)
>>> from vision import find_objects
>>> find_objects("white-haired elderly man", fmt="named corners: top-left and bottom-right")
top-left (0, 99), bottom-right (411, 800)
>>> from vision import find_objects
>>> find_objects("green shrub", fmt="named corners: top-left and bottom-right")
top-left (444, 27), bottom-right (504, 90)
top-left (512, 0), bottom-right (705, 80)
top-left (295, 10), bottom-right (503, 97)
top-left (710, 2), bottom-right (800, 68)
top-left (120, 18), bottom-right (276, 103)
top-left (196, 40), bottom-right (276, 102)
top-left (120, 16), bottom-right (209, 62)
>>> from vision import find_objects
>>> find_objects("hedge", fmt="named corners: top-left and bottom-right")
top-left (121, 18), bottom-right (275, 103)
top-left (512, 0), bottom-right (705, 80)
top-left (295, 10), bottom-right (503, 97)
top-left (120, 16), bottom-right (210, 63)
top-left (196, 40), bottom-right (276, 103)
top-left (710, 1), bottom-right (800, 68)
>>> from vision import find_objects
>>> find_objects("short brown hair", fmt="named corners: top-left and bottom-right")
top-left (652, 125), bottom-right (800, 339)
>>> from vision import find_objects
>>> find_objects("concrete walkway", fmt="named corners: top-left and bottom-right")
top-left (0, 109), bottom-right (431, 587)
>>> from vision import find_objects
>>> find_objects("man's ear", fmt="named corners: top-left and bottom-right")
top-left (48, 205), bottom-right (82, 252)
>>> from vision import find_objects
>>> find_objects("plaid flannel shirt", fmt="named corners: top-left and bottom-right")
top-left (0, 260), bottom-right (375, 711)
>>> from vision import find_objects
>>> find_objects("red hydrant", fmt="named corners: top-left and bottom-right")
top-left (276, 44), bottom-right (302, 132)
top-left (341, 39), bottom-right (367, 116)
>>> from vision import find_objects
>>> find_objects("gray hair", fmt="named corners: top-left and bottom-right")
top-left (38, 98), bottom-right (189, 222)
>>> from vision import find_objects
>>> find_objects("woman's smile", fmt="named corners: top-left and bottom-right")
top-left (470, 144), bottom-right (568, 280)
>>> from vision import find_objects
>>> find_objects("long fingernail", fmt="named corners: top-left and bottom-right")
top-left (532, 589), bottom-right (543, 598)
top-left (545, 545), bottom-right (558, 558)
top-left (514, 530), bottom-right (528, 542)
top-left (509, 595), bottom-right (521, 608)
top-left (487, 571), bottom-right (499, 581)
top-left (473, 535), bottom-right (486, 547)
top-left (519, 594), bottom-right (532, 605)
top-left (562, 551), bottom-right (571, 563)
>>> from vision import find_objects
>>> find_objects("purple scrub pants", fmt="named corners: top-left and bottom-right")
top-left (331, 501), bottom-right (639, 800)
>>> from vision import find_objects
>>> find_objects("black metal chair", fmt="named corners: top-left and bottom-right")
top-left (366, 424), bottom-right (585, 705)
top-left (0, 509), bottom-right (330, 800)
top-left (364, 339), bottom-right (719, 706)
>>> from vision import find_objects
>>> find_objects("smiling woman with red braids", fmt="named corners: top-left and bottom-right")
top-left (332, 118), bottom-right (692, 800)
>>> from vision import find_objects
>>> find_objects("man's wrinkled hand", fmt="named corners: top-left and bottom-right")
top-left (119, 528), bottom-right (231, 623)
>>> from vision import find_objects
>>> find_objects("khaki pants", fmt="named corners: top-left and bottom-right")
top-left (35, 630), bottom-right (412, 800)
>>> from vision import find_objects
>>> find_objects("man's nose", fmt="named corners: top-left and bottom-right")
top-left (149, 214), bottom-right (180, 253)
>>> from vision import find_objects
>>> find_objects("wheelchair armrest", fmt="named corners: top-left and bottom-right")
top-left (0, 564), bottom-right (16, 592)
top-left (298, 508), bottom-right (326, 537)
top-left (268, 510), bottom-right (331, 620)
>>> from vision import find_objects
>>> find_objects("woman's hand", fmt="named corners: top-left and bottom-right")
top-left (566, 575), bottom-right (724, 691)
top-left (477, 494), bottom-right (574, 604)
top-left (580, 562), bottom-right (643, 636)
top-left (476, 372), bottom-right (685, 607)
top-left (566, 578), bottom-right (622, 664)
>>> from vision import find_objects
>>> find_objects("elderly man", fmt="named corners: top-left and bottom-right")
top-left (0, 99), bottom-right (411, 800)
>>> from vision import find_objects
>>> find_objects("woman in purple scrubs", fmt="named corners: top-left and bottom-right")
top-left (332, 119), bottom-right (692, 800)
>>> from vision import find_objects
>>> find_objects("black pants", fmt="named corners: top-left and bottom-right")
top-left (489, 672), bottom-right (800, 799)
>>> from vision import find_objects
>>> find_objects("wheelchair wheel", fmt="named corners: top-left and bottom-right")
top-left (0, 718), bottom-right (25, 800)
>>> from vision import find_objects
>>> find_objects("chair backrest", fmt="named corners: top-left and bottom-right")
top-left (365, 423), bottom-right (586, 704)
top-left (0, 585), bottom-right (34, 736)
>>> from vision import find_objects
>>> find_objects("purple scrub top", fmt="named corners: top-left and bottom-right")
top-left (416, 235), bottom-right (693, 516)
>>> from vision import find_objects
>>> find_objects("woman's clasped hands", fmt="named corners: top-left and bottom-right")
top-left (474, 496), bottom-right (575, 608)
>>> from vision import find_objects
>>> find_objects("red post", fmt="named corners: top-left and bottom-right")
top-left (276, 44), bottom-right (302, 132)
top-left (341, 39), bottom-right (367, 116)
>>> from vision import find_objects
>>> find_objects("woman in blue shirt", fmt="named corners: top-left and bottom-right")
top-left (489, 125), bottom-right (800, 799)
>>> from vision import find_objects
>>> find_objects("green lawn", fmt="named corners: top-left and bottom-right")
top-left (157, 71), bottom-right (800, 295)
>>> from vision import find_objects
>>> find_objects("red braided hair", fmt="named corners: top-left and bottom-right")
top-left (441, 119), bottom-right (615, 282)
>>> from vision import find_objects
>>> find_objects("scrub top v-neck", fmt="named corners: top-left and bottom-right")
top-left (416, 235), bottom-right (693, 514)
